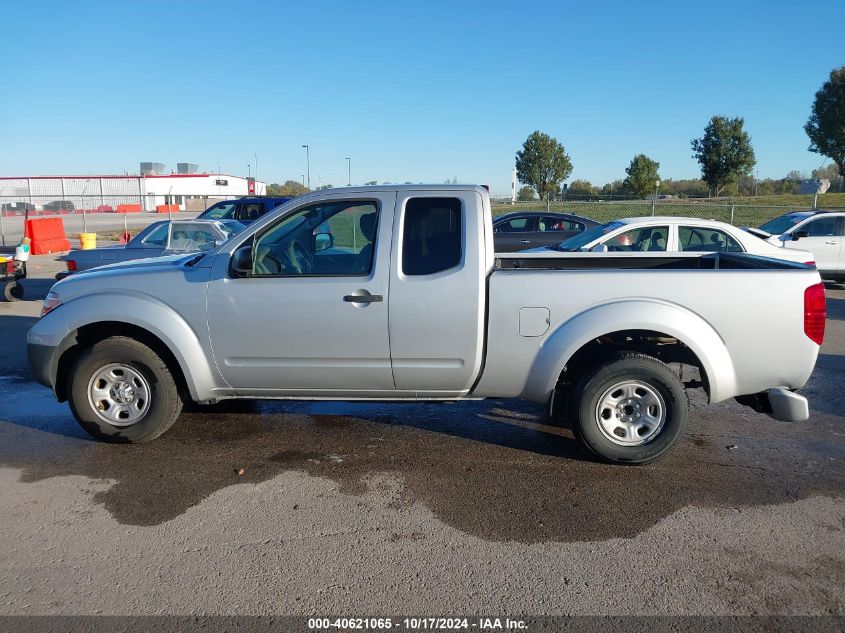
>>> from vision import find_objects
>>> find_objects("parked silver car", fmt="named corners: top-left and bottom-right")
top-left (58, 219), bottom-right (244, 277)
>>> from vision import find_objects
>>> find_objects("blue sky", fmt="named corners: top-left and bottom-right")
top-left (1, 0), bottom-right (843, 194)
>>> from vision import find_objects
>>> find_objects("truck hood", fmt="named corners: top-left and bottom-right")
top-left (50, 251), bottom-right (213, 304)
top-left (76, 252), bottom-right (202, 274)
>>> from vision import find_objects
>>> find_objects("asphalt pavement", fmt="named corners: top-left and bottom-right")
top-left (0, 255), bottom-right (843, 619)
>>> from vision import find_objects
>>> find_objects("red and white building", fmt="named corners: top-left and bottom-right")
top-left (0, 166), bottom-right (266, 213)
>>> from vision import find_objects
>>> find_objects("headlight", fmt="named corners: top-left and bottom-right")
top-left (40, 291), bottom-right (62, 318)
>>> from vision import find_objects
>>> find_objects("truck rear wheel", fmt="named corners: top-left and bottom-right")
top-left (67, 336), bottom-right (182, 443)
top-left (571, 353), bottom-right (688, 464)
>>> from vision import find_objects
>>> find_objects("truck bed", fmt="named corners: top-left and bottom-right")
top-left (475, 252), bottom-right (821, 406)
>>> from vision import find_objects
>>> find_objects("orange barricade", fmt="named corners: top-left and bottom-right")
top-left (155, 204), bottom-right (180, 214)
top-left (117, 204), bottom-right (142, 213)
top-left (25, 218), bottom-right (71, 255)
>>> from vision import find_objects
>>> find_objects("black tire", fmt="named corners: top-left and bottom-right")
top-left (2, 281), bottom-right (23, 301)
top-left (570, 352), bottom-right (688, 464)
top-left (67, 336), bottom-right (183, 443)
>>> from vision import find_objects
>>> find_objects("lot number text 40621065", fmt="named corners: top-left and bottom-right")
top-left (307, 617), bottom-right (528, 630)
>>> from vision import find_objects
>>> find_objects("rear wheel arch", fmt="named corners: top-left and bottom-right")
top-left (523, 301), bottom-right (736, 406)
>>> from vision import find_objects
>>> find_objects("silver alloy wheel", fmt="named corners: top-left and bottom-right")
top-left (87, 363), bottom-right (151, 427)
top-left (595, 380), bottom-right (666, 446)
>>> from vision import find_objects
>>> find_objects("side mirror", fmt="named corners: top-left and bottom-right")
top-left (792, 231), bottom-right (809, 240)
top-left (314, 232), bottom-right (334, 252)
top-left (231, 244), bottom-right (253, 276)
top-left (590, 243), bottom-right (609, 253)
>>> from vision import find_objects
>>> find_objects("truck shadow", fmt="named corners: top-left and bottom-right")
top-left (0, 385), bottom-right (843, 543)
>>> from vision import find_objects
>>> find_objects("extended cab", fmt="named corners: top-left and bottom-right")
top-left (28, 186), bottom-right (825, 464)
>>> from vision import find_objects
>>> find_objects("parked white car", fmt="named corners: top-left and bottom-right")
top-left (535, 216), bottom-right (815, 264)
top-left (745, 210), bottom-right (844, 282)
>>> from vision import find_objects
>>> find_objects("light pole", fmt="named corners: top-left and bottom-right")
top-left (254, 153), bottom-right (258, 185)
top-left (346, 157), bottom-right (351, 186)
top-left (0, 186), bottom-right (6, 246)
top-left (81, 180), bottom-right (90, 233)
top-left (652, 180), bottom-right (660, 216)
top-left (247, 164), bottom-right (251, 179)
top-left (302, 145), bottom-right (310, 190)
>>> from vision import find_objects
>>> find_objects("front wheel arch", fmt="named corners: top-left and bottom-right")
top-left (56, 322), bottom-right (191, 404)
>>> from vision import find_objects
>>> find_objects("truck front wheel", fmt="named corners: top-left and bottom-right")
top-left (67, 336), bottom-right (183, 443)
top-left (571, 353), bottom-right (688, 464)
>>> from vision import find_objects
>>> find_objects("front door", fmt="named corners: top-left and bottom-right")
top-left (206, 192), bottom-right (397, 396)
top-left (788, 215), bottom-right (844, 274)
top-left (493, 215), bottom-right (538, 252)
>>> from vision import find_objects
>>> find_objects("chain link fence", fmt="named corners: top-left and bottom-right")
top-left (0, 194), bottom-right (244, 247)
top-left (489, 198), bottom-right (843, 228)
top-left (0, 194), bottom-right (241, 216)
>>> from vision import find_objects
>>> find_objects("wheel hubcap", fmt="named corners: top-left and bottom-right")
top-left (87, 363), bottom-right (151, 427)
top-left (595, 380), bottom-right (666, 446)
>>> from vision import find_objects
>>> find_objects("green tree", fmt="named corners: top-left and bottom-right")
top-left (267, 180), bottom-right (309, 196)
top-left (691, 116), bottom-right (756, 196)
top-left (515, 131), bottom-right (573, 200)
top-left (600, 179), bottom-right (627, 198)
top-left (516, 185), bottom-right (535, 201)
top-left (623, 154), bottom-right (661, 198)
top-left (805, 66), bottom-right (845, 184)
top-left (567, 179), bottom-right (595, 196)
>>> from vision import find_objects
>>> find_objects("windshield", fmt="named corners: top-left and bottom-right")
top-left (554, 221), bottom-right (625, 251)
top-left (758, 212), bottom-right (814, 235)
top-left (201, 200), bottom-right (238, 220)
top-left (219, 220), bottom-right (246, 236)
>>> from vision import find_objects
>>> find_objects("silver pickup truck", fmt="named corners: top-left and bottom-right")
top-left (27, 185), bottom-right (826, 464)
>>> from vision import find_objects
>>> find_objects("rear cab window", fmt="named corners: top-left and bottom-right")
top-left (402, 198), bottom-right (462, 276)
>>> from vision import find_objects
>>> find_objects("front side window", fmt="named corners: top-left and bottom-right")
top-left (402, 197), bottom-right (462, 276)
top-left (494, 216), bottom-right (533, 233)
top-left (604, 226), bottom-right (669, 252)
top-left (251, 200), bottom-right (379, 276)
top-left (678, 226), bottom-right (743, 252)
top-left (238, 202), bottom-right (265, 222)
top-left (801, 216), bottom-right (840, 237)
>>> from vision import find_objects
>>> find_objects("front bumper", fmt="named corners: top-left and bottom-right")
top-left (27, 342), bottom-right (56, 389)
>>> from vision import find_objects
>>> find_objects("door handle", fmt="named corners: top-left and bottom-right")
top-left (824, 240), bottom-right (839, 245)
top-left (520, 239), bottom-right (531, 244)
top-left (343, 294), bottom-right (383, 303)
